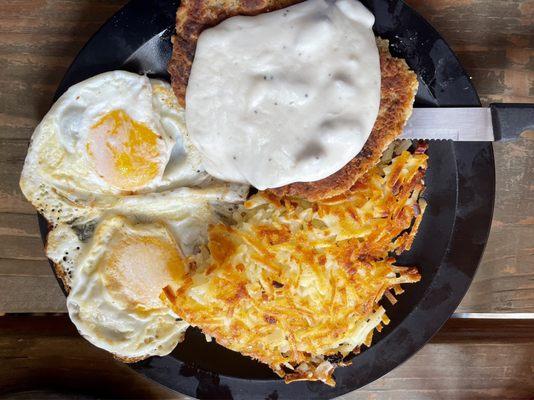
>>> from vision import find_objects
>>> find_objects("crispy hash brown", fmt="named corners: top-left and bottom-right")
top-left (163, 142), bottom-right (428, 385)
top-left (168, 0), bottom-right (419, 201)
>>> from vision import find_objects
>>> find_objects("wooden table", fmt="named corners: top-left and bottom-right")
top-left (0, 1), bottom-right (533, 399)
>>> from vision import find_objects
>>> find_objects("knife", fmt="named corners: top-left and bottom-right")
top-left (400, 103), bottom-right (534, 141)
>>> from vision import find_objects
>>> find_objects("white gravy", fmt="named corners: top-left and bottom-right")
top-left (185, 0), bottom-right (380, 190)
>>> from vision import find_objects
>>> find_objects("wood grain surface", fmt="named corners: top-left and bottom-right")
top-left (0, 1), bottom-right (532, 314)
top-left (0, 0), bottom-right (532, 314)
top-left (0, 316), bottom-right (533, 400)
top-left (0, 1), bottom-right (533, 399)
top-left (0, 1), bottom-right (129, 313)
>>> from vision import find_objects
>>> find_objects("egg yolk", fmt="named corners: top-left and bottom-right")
top-left (87, 109), bottom-right (162, 191)
top-left (101, 233), bottom-right (185, 310)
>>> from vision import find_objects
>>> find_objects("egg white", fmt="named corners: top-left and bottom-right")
top-left (46, 184), bottom-right (244, 361)
top-left (65, 216), bottom-right (190, 361)
top-left (46, 184), bottom-right (245, 289)
top-left (20, 71), bottom-right (222, 227)
top-left (22, 70), bottom-right (249, 361)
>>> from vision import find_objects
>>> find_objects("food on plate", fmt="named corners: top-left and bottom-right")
top-left (45, 185), bottom-right (244, 290)
top-left (184, 0), bottom-right (381, 189)
top-left (20, 70), bottom-right (247, 360)
top-left (19, 71), bottom-right (222, 225)
top-left (168, 0), bottom-right (418, 200)
top-left (66, 216), bottom-right (189, 361)
top-left (20, 0), bottom-right (429, 385)
top-left (163, 142), bottom-right (428, 385)
top-left (44, 183), bottom-right (243, 362)
top-left (20, 69), bottom-right (247, 284)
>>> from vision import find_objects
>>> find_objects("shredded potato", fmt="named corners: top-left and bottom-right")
top-left (163, 143), bottom-right (428, 386)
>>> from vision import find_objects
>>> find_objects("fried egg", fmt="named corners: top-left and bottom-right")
top-left (20, 70), bottom-right (215, 226)
top-left (20, 70), bottom-right (249, 360)
top-left (46, 187), bottom-right (242, 359)
top-left (46, 185), bottom-right (244, 289)
top-left (22, 69), bottom-right (248, 282)
top-left (66, 216), bottom-right (189, 361)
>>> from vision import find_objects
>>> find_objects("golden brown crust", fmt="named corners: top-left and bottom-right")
top-left (113, 353), bottom-right (148, 363)
top-left (168, 1), bottom-right (418, 201)
top-left (163, 146), bottom-right (428, 385)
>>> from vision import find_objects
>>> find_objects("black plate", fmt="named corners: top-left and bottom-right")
top-left (41, 0), bottom-right (495, 399)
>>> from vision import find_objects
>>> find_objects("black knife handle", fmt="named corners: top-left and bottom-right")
top-left (490, 103), bottom-right (534, 141)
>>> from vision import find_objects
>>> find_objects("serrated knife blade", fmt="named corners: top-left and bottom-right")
top-left (400, 108), bottom-right (494, 141)
top-left (399, 104), bottom-right (534, 141)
